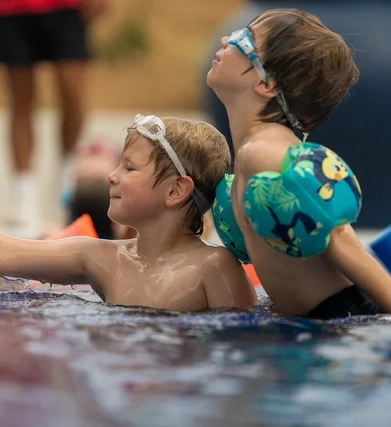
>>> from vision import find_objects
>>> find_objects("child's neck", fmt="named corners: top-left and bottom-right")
top-left (133, 220), bottom-right (197, 260)
top-left (226, 103), bottom-right (296, 155)
top-left (225, 98), bottom-right (267, 152)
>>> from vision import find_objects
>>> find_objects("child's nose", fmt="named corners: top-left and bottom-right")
top-left (107, 169), bottom-right (118, 185)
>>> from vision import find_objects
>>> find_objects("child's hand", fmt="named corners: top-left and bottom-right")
top-left (325, 224), bottom-right (391, 313)
top-left (81, 0), bottom-right (110, 21)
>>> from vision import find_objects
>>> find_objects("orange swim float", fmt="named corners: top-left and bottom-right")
top-left (243, 264), bottom-right (261, 287)
top-left (47, 214), bottom-right (98, 240)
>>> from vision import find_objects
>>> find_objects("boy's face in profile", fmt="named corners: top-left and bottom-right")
top-left (207, 32), bottom-right (260, 96)
top-left (107, 136), bottom-right (165, 227)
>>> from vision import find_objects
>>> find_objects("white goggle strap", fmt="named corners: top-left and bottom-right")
top-left (133, 117), bottom-right (211, 215)
top-left (156, 134), bottom-right (187, 177)
top-left (155, 134), bottom-right (210, 215)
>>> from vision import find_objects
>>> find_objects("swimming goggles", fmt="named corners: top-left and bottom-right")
top-left (130, 114), bottom-right (210, 215)
top-left (228, 28), bottom-right (306, 138)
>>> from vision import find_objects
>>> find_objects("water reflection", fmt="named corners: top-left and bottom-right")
top-left (0, 289), bottom-right (390, 426)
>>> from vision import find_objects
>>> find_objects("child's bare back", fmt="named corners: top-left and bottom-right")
top-left (232, 126), bottom-right (391, 317)
top-left (207, 9), bottom-right (391, 318)
top-left (231, 130), bottom-right (351, 316)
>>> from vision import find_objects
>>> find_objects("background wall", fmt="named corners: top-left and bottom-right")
top-left (0, 0), bottom-right (245, 110)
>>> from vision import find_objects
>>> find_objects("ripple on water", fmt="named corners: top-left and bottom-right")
top-left (0, 284), bottom-right (391, 427)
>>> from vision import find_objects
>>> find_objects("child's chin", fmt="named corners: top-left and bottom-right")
top-left (206, 70), bottom-right (217, 87)
top-left (107, 209), bottom-right (117, 223)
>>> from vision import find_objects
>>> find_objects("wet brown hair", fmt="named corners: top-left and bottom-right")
top-left (124, 117), bottom-right (230, 235)
top-left (248, 9), bottom-right (360, 132)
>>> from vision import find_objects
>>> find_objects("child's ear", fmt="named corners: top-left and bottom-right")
top-left (165, 176), bottom-right (194, 209)
top-left (253, 78), bottom-right (277, 99)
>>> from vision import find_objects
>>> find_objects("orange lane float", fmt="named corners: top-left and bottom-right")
top-left (243, 264), bottom-right (261, 287)
top-left (27, 214), bottom-right (99, 289)
top-left (46, 214), bottom-right (98, 240)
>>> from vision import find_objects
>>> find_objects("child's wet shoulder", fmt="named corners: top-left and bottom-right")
top-left (198, 242), bottom-right (241, 266)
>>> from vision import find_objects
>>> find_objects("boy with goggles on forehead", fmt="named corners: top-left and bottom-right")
top-left (208, 8), bottom-right (391, 319)
top-left (0, 114), bottom-right (258, 310)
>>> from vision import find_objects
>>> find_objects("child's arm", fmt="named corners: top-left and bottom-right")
top-left (239, 141), bottom-right (391, 311)
top-left (203, 248), bottom-right (258, 308)
top-left (325, 225), bottom-right (391, 313)
top-left (0, 235), bottom-right (104, 290)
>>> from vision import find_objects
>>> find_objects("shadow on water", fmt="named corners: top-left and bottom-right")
top-left (0, 288), bottom-right (391, 427)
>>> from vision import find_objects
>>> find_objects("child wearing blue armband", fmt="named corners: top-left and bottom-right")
top-left (208, 8), bottom-right (391, 319)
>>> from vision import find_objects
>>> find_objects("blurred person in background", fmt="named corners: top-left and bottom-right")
top-left (203, 0), bottom-right (391, 229)
top-left (64, 140), bottom-right (123, 240)
top-left (44, 139), bottom-right (135, 240)
top-left (0, 0), bottom-right (110, 236)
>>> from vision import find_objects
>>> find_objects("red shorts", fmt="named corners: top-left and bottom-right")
top-left (0, 0), bottom-right (82, 15)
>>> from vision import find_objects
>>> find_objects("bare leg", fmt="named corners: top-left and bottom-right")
top-left (53, 61), bottom-right (89, 156)
top-left (4, 66), bottom-right (41, 235)
top-left (6, 66), bottom-right (35, 171)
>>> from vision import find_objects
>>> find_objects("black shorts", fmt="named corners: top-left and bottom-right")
top-left (306, 285), bottom-right (385, 320)
top-left (0, 9), bottom-right (91, 66)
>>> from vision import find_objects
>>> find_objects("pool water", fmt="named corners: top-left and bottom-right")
top-left (0, 284), bottom-right (391, 427)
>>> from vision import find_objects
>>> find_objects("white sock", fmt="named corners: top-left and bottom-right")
top-left (12, 172), bottom-right (40, 223)
top-left (61, 154), bottom-right (75, 192)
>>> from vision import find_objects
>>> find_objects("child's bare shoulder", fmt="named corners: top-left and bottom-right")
top-left (196, 242), bottom-right (258, 307)
top-left (236, 138), bottom-right (293, 179)
top-left (195, 241), bottom-right (243, 270)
